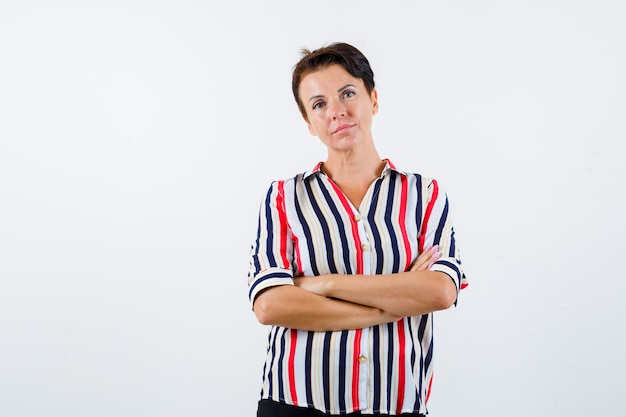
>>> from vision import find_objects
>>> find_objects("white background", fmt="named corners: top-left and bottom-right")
top-left (1, 1), bottom-right (625, 416)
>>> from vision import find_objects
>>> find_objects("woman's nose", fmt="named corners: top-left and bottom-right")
top-left (328, 100), bottom-right (346, 119)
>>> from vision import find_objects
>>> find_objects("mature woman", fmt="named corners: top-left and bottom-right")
top-left (248, 42), bottom-right (468, 416)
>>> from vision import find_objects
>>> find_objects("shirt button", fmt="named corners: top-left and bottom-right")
top-left (358, 355), bottom-right (367, 363)
top-left (354, 214), bottom-right (362, 222)
top-left (361, 243), bottom-right (369, 251)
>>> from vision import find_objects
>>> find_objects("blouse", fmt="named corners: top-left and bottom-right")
top-left (248, 159), bottom-right (467, 415)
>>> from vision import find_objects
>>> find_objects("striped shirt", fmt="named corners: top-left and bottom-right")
top-left (248, 159), bottom-right (468, 415)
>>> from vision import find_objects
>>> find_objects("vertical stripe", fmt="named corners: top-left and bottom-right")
top-left (263, 329), bottom-right (276, 397)
top-left (316, 177), bottom-right (352, 274)
top-left (294, 183), bottom-right (319, 276)
top-left (326, 178), bottom-right (363, 274)
top-left (277, 329), bottom-right (287, 401)
top-left (396, 318), bottom-right (407, 412)
top-left (384, 172), bottom-right (401, 273)
top-left (338, 331), bottom-right (348, 412)
top-left (249, 164), bottom-right (466, 415)
top-left (322, 332), bottom-right (332, 412)
top-left (288, 329), bottom-right (299, 405)
top-left (385, 322), bottom-right (394, 413)
top-left (414, 174), bottom-right (423, 253)
top-left (325, 177), bottom-right (366, 410)
top-left (433, 198), bottom-right (449, 246)
top-left (352, 328), bottom-right (363, 410)
top-left (398, 174), bottom-right (412, 271)
top-left (263, 186), bottom-right (277, 266)
top-left (304, 331), bottom-right (314, 406)
top-left (372, 326), bottom-right (381, 413)
top-left (419, 179), bottom-right (439, 252)
top-left (368, 179), bottom-right (384, 275)
top-left (276, 181), bottom-right (290, 268)
top-left (293, 234), bottom-right (303, 276)
top-left (305, 179), bottom-right (339, 273)
top-left (426, 373), bottom-right (434, 403)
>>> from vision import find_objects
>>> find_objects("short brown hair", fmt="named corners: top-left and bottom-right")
top-left (292, 42), bottom-right (375, 120)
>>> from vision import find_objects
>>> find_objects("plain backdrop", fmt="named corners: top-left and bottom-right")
top-left (1, 1), bottom-right (625, 416)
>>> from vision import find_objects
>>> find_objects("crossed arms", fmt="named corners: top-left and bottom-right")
top-left (252, 246), bottom-right (457, 332)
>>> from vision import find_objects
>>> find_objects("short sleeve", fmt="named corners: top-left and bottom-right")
top-left (247, 181), bottom-right (295, 307)
top-left (419, 179), bottom-right (468, 302)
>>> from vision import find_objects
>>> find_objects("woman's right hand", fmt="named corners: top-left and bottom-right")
top-left (409, 245), bottom-right (441, 271)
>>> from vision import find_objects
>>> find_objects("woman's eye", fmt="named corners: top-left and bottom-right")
top-left (343, 90), bottom-right (355, 99)
top-left (313, 101), bottom-right (324, 110)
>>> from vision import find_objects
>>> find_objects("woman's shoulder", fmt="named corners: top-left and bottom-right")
top-left (262, 168), bottom-right (315, 191)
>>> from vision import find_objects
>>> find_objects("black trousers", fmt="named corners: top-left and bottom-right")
top-left (257, 400), bottom-right (426, 416)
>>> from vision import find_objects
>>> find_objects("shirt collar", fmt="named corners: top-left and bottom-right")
top-left (302, 158), bottom-right (406, 180)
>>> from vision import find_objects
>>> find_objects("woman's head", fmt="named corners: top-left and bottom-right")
top-left (292, 42), bottom-right (375, 121)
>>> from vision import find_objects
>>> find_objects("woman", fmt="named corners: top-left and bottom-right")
top-left (248, 42), bottom-right (468, 416)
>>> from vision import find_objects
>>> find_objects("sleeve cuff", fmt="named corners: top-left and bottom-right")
top-left (430, 258), bottom-right (468, 305)
top-left (248, 268), bottom-right (294, 305)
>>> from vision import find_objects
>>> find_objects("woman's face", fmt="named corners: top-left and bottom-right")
top-left (299, 64), bottom-right (378, 153)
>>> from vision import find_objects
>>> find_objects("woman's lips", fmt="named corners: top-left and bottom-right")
top-left (332, 123), bottom-right (354, 134)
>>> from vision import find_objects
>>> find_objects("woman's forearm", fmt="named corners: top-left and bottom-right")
top-left (253, 284), bottom-right (400, 331)
top-left (296, 270), bottom-right (457, 317)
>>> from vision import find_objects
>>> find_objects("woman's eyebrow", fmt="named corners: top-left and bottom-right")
top-left (337, 84), bottom-right (356, 92)
top-left (308, 84), bottom-right (357, 102)
top-left (308, 94), bottom-right (324, 103)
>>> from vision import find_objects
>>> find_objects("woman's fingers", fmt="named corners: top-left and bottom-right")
top-left (410, 245), bottom-right (441, 271)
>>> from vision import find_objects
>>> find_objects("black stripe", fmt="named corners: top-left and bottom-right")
top-left (295, 181), bottom-right (319, 276)
top-left (304, 331), bottom-right (314, 406)
top-left (407, 319), bottom-right (421, 412)
top-left (338, 331), bottom-right (348, 412)
top-left (305, 178), bottom-right (338, 273)
top-left (372, 326), bottom-right (382, 413)
top-left (414, 175), bottom-right (423, 244)
top-left (449, 227), bottom-right (456, 257)
top-left (263, 185), bottom-right (277, 267)
top-left (316, 176), bottom-right (352, 274)
top-left (322, 332), bottom-right (332, 412)
top-left (248, 271), bottom-right (292, 300)
top-left (386, 322), bottom-right (395, 414)
top-left (265, 327), bottom-right (279, 398)
top-left (384, 172), bottom-right (401, 273)
top-left (368, 179), bottom-right (385, 275)
top-left (433, 197), bottom-right (449, 246)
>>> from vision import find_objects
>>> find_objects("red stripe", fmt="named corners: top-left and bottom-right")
top-left (327, 179), bottom-right (363, 274)
top-left (419, 180), bottom-right (439, 253)
top-left (398, 175), bottom-right (412, 270)
top-left (276, 181), bottom-right (290, 268)
top-left (352, 328), bottom-right (363, 409)
top-left (426, 372), bottom-right (434, 404)
top-left (327, 178), bottom-right (367, 409)
top-left (396, 318), bottom-right (406, 412)
top-left (288, 329), bottom-right (299, 405)
top-left (396, 176), bottom-right (409, 412)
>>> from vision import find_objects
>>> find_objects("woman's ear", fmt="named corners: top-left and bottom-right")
top-left (371, 89), bottom-right (379, 115)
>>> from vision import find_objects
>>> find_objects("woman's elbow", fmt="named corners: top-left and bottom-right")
top-left (436, 279), bottom-right (458, 310)
top-left (253, 294), bottom-right (275, 325)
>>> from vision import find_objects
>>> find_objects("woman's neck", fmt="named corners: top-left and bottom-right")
top-left (322, 147), bottom-right (385, 185)
top-left (321, 148), bottom-right (386, 208)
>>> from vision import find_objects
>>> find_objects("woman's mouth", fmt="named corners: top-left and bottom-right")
top-left (332, 124), bottom-right (354, 135)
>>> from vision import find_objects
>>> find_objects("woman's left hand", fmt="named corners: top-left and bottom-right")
top-left (410, 245), bottom-right (441, 272)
